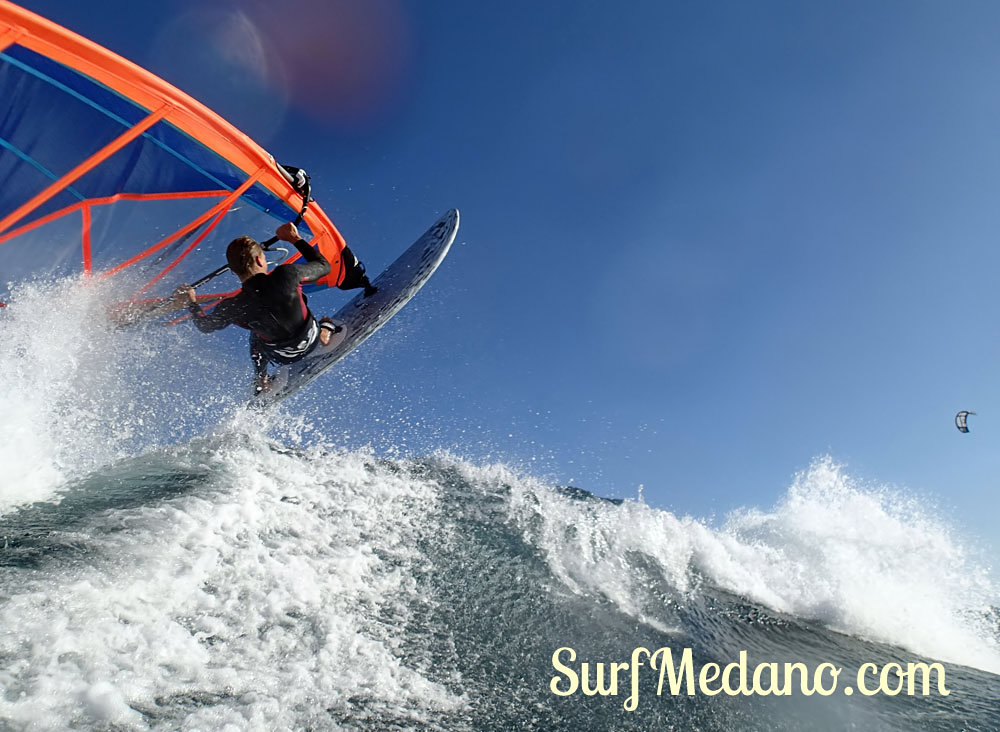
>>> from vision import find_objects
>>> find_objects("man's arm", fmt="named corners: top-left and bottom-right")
top-left (276, 222), bottom-right (330, 283)
top-left (172, 286), bottom-right (237, 333)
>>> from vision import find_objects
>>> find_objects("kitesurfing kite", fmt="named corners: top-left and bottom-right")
top-left (0, 1), bottom-right (457, 404)
top-left (955, 410), bottom-right (975, 433)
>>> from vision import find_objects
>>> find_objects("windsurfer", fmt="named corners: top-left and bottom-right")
top-left (172, 221), bottom-right (374, 394)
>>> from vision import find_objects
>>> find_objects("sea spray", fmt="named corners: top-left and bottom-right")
top-left (0, 277), bottom-right (245, 513)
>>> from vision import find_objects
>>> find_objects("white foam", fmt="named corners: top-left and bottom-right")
top-left (0, 429), bottom-right (465, 729)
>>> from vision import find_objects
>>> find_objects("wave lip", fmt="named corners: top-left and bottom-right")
top-left (714, 457), bottom-right (1000, 674)
top-left (488, 455), bottom-right (1000, 675)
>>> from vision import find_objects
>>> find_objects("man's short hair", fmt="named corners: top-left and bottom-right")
top-left (226, 235), bottom-right (263, 278)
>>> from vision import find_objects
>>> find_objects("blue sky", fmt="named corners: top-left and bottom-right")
top-left (21, 0), bottom-right (1000, 551)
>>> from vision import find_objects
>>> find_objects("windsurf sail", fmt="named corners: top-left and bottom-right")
top-left (0, 1), bottom-right (353, 318)
top-left (955, 410), bottom-right (975, 433)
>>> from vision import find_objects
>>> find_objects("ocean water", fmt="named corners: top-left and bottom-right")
top-left (1, 283), bottom-right (998, 731)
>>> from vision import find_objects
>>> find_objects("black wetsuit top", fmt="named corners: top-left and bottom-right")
top-left (187, 238), bottom-right (330, 345)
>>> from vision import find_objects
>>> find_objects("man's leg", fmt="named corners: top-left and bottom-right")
top-left (249, 333), bottom-right (271, 394)
top-left (337, 246), bottom-right (377, 297)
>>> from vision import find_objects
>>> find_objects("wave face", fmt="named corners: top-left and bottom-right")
top-left (1, 281), bottom-right (998, 730)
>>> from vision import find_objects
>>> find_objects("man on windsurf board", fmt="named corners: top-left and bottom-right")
top-left (172, 221), bottom-right (375, 394)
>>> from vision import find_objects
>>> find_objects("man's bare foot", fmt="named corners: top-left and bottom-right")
top-left (318, 317), bottom-right (342, 346)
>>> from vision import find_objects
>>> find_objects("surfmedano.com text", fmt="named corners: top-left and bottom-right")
top-left (549, 647), bottom-right (951, 711)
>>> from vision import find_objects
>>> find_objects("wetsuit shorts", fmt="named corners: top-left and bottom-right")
top-left (250, 316), bottom-right (320, 374)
